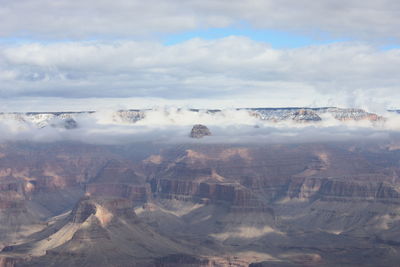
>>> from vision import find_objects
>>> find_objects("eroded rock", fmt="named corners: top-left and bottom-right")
top-left (190, 124), bottom-right (211, 138)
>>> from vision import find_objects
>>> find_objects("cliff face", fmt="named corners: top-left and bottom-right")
top-left (150, 178), bottom-right (270, 212)
top-left (85, 183), bottom-right (150, 203)
top-left (142, 144), bottom-right (400, 203)
top-left (284, 177), bottom-right (400, 201)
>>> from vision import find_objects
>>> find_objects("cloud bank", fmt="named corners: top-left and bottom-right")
top-left (1, 0), bottom-right (399, 41)
top-left (0, 1), bottom-right (399, 112)
top-left (1, 37), bottom-right (399, 111)
top-left (0, 108), bottom-right (400, 145)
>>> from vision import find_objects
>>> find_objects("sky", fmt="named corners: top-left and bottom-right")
top-left (0, 0), bottom-right (399, 112)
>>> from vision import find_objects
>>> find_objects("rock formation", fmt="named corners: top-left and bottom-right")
top-left (189, 124), bottom-right (211, 138)
top-left (292, 109), bottom-right (322, 122)
top-left (0, 107), bottom-right (391, 132)
top-left (1, 141), bottom-right (400, 266)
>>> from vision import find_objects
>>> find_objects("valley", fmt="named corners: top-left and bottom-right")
top-left (0, 141), bottom-right (400, 266)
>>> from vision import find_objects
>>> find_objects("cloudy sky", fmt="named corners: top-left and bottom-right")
top-left (0, 0), bottom-right (399, 112)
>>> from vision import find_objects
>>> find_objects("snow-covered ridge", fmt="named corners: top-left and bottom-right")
top-left (249, 107), bottom-right (384, 122)
top-left (0, 107), bottom-right (391, 129)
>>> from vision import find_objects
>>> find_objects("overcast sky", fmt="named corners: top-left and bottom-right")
top-left (0, 0), bottom-right (399, 112)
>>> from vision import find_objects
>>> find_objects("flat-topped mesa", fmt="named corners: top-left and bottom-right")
top-left (327, 108), bottom-right (383, 121)
top-left (248, 107), bottom-right (383, 123)
top-left (0, 112), bottom-right (79, 129)
top-left (190, 124), bottom-right (211, 138)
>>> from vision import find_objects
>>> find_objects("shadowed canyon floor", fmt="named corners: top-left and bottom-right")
top-left (1, 140), bottom-right (400, 266)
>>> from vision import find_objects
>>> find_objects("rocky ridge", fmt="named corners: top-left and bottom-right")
top-left (0, 107), bottom-right (390, 129)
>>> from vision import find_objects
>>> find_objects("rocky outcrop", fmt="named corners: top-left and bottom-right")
top-left (190, 124), bottom-right (211, 138)
top-left (292, 109), bottom-right (322, 122)
top-left (71, 199), bottom-right (97, 223)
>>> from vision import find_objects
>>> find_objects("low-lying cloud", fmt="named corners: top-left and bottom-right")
top-left (1, 108), bottom-right (400, 145)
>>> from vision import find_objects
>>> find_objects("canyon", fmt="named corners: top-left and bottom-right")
top-left (0, 139), bottom-right (400, 266)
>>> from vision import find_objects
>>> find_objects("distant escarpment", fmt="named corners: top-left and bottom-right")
top-left (249, 107), bottom-right (385, 123)
top-left (0, 107), bottom-right (389, 132)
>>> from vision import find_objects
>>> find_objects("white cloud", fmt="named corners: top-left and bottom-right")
top-left (0, 37), bottom-right (399, 110)
top-left (1, 1), bottom-right (398, 142)
top-left (0, 0), bottom-right (399, 41)
top-left (0, 108), bottom-right (399, 145)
